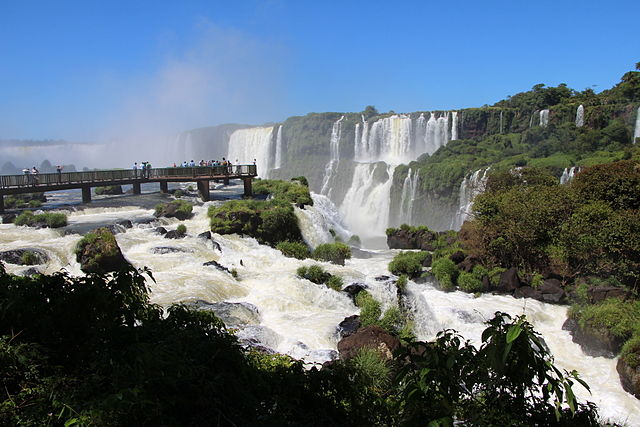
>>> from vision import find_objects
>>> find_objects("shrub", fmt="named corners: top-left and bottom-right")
top-left (296, 265), bottom-right (331, 285)
top-left (355, 291), bottom-right (382, 328)
top-left (570, 298), bottom-right (640, 339)
top-left (176, 224), bottom-right (187, 234)
top-left (348, 348), bottom-right (391, 391)
top-left (253, 179), bottom-right (313, 205)
top-left (276, 241), bottom-right (310, 259)
top-left (432, 257), bottom-right (459, 291)
top-left (326, 275), bottom-right (344, 291)
top-left (312, 242), bottom-right (351, 265)
top-left (174, 189), bottom-right (183, 198)
top-left (94, 185), bottom-right (123, 195)
top-left (621, 334), bottom-right (640, 369)
top-left (379, 307), bottom-right (404, 334)
top-left (14, 211), bottom-right (67, 228)
top-left (187, 185), bottom-right (194, 192)
top-left (396, 275), bottom-right (408, 291)
top-left (28, 200), bottom-right (42, 208)
top-left (347, 235), bottom-right (361, 248)
top-left (457, 271), bottom-right (483, 293)
top-left (155, 200), bottom-right (193, 220)
top-left (231, 268), bottom-right (238, 279)
top-left (291, 176), bottom-right (309, 187)
top-left (388, 251), bottom-right (428, 278)
top-left (20, 251), bottom-right (39, 266)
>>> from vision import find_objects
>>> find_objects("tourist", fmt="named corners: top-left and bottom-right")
top-left (145, 161), bottom-right (152, 179)
top-left (23, 168), bottom-right (31, 185)
top-left (56, 165), bottom-right (63, 183)
top-left (31, 167), bottom-right (39, 186)
top-left (133, 162), bottom-right (138, 178)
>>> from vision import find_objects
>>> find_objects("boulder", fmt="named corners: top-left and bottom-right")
top-left (493, 267), bottom-right (521, 293)
top-left (1, 214), bottom-right (16, 224)
top-left (184, 300), bottom-right (260, 328)
top-left (117, 220), bottom-right (133, 229)
top-left (562, 317), bottom-right (624, 358)
top-left (514, 286), bottom-right (542, 300)
top-left (198, 231), bottom-right (212, 240)
top-left (617, 357), bottom-right (640, 398)
top-left (449, 250), bottom-right (466, 264)
top-left (375, 275), bottom-right (390, 282)
top-left (0, 248), bottom-right (49, 265)
top-left (337, 315), bottom-right (361, 339)
top-left (588, 286), bottom-right (631, 304)
top-left (386, 228), bottom-right (437, 250)
top-left (211, 240), bottom-right (222, 252)
top-left (21, 267), bottom-right (41, 277)
top-left (164, 230), bottom-right (186, 239)
top-left (538, 279), bottom-right (566, 304)
top-left (203, 260), bottom-right (232, 274)
top-left (421, 253), bottom-right (433, 267)
top-left (337, 325), bottom-right (400, 361)
top-left (76, 227), bottom-right (129, 274)
top-left (155, 201), bottom-right (194, 220)
top-left (457, 255), bottom-right (480, 273)
top-left (342, 283), bottom-right (367, 302)
top-left (155, 227), bottom-right (167, 235)
top-left (152, 246), bottom-right (189, 254)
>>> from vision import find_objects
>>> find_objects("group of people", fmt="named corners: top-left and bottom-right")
top-left (20, 165), bottom-right (64, 185)
top-left (171, 158), bottom-right (232, 168)
top-left (132, 162), bottom-right (152, 178)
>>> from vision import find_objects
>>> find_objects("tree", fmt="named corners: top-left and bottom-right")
top-left (362, 105), bottom-right (378, 118)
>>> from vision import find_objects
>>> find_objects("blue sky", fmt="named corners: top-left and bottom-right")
top-left (1, 0), bottom-right (638, 141)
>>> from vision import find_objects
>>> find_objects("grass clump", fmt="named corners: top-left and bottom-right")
top-left (94, 185), bottom-right (123, 195)
top-left (396, 275), bottom-right (408, 291)
top-left (20, 251), bottom-right (39, 266)
top-left (173, 189), bottom-right (183, 198)
top-left (621, 335), bottom-right (640, 369)
top-left (326, 275), bottom-right (344, 291)
top-left (570, 298), bottom-right (640, 339)
top-left (355, 291), bottom-right (382, 328)
top-left (431, 257), bottom-right (459, 291)
top-left (176, 224), bottom-right (187, 234)
top-left (14, 211), bottom-right (67, 228)
top-left (312, 242), bottom-right (351, 265)
top-left (388, 251), bottom-right (428, 278)
top-left (348, 348), bottom-right (391, 391)
top-left (296, 265), bottom-right (331, 285)
top-left (276, 241), bottom-right (310, 260)
top-left (253, 179), bottom-right (313, 206)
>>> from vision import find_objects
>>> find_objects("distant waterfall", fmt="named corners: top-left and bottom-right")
top-left (320, 116), bottom-right (344, 196)
top-left (575, 105), bottom-right (584, 127)
top-left (634, 106), bottom-right (640, 144)
top-left (560, 166), bottom-right (579, 184)
top-left (355, 115), bottom-right (413, 163)
top-left (274, 125), bottom-right (283, 169)
top-left (295, 193), bottom-right (351, 249)
top-left (451, 111), bottom-right (458, 141)
top-left (539, 109), bottom-right (550, 127)
top-left (499, 111), bottom-right (504, 134)
top-left (398, 168), bottom-right (420, 225)
top-left (529, 112), bottom-right (535, 128)
top-left (227, 126), bottom-right (274, 178)
top-left (450, 168), bottom-right (490, 230)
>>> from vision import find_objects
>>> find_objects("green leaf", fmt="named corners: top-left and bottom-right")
top-left (506, 324), bottom-right (522, 343)
top-left (64, 418), bottom-right (79, 427)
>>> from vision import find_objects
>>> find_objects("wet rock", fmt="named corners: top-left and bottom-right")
top-left (236, 325), bottom-right (280, 349)
top-left (198, 231), bottom-right (212, 240)
top-left (211, 240), bottom-right (222, 252)
top-left (514, 286), bottom-right (542, 300)
top-left (0, 248), bottom-right (49, 265)
top-left (184, 300), bottom-right (261, 329)
top-left (151, 246), bottom-right (189, 254)
top-left (588, 286), bottom-right (631, 304)
top-left (76, 227), bottom-right (129, 274)
top-left (337, 325), bottom-right (400, 361)
top-left (1, 214), bottom-right (16, 224)
top-left (458, 255), bottom-right (480, 273)
top-left (337, 315), bottom-right (361, 339)
top-left (562, 317), bottom-right (623, 358)
top-left (21, 267), bottom-right (41, 277)
top-left (203, 260), bottom-right (232, 274)
top-left (117, 219), bottom-right (133, 229)
top-left (493, 267), bottom-right (521, 293)
top-left (617, 356), bottom-right (640, 398)
top-left (375, 275), bottom-right (390, 281)
top-left (154, 200), bottom-right (194, 220)
top-left (164, 230), bottom-right (186, 239)
top-left (343, 283), bottom-right (366, 302)
top-left (155, 227), bottom-right (167, 235)
top-left (539, 279), bottom-right (565, 304)
top-left (386, 228), bottom-right (437, 250)
top-left (350, 247), bottom-right (374, 259)
top-left (422, 253), bottom-right (433, 267)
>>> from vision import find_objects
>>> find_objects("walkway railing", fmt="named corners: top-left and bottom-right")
top-left (0, 165), bottom-right (257, 190)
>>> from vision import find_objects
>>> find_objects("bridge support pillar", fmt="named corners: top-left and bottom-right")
top-left (0, 194), bottom-right (4, 214)
top-left (160, 181), bottom-right (168, 193)
top-left (243, 177), bottom-right (253, 198)
top-left (223, 176), bottom-right (230, 185)
top-left (197, 180), bottom-right (210, 202)
top-left (132, 182), bottom-right (141, 195)
top-left (82, 186), bottom-right (92, 203)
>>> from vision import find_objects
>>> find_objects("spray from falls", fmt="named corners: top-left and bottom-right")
top-left (320, 116), bottom-right (344, 196)
top-left (576, 105), bottom-right (584, 127)
top-left (227, 126), bottom-right (274, 178)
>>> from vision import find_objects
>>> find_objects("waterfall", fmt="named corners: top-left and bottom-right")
top-left (539, 109), bottom-right (550, 127)
top-left (451, 111), bottom-right (458, 141)
top-left (450, 168), bottom-right (490, 230)
top-left (529, 111), bottom-right (535, 128)
top-left (634, 106), bottom-right (640, 144)
top-left (415, 114), bottom-right (427, 155)
top-left (499, 111), bottom-right (504, 134)
top-left (340, 162), bottom-right (395, 238)
top-left (227, 126), bottom-right (274, 178)
top-left (295, 193), bottom-right (351, 249)
top-left (356, 115), bottom-right (413, 164)
top-left (560, 166), bottom-right (579, 185)
top-left (274, 125), bottom-right (283, 169)
top-left (575, 105), bottom-right (584, 128)
top-left (398, 168), bottom-right (420, 225)
top-left (320, 116), bottom-right (344, 196)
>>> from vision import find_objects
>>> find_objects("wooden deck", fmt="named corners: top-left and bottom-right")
top-left (0, 165), bottom-right (257, 212)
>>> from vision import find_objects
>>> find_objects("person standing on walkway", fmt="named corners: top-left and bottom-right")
top-left (56, 165), bottom-right (63, 183)
top-left (31, 167), bottom-right (39, 186)
top-left (133, 162), bottom-right (138, 178)
top-left (145, 161), bottom-right (152, 179)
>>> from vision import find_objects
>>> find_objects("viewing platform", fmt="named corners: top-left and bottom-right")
top-left (0, 165), bottom-right (258, 213)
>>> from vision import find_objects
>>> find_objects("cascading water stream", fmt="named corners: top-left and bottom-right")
top-left (274, 125), bottom-right (283, 169)
top-left (576, 104), bottom-right (585, 127)
top-left (451, 111), bottom-right (458, 141)
top-left (320, 116), bottom-right (344, 196)
top-left (450, 168), bottom-right (489, 230)
top-left (560, 166), bottom-right (579, 184)
top-left (634, 106), bottom-right (640, 144)
top-left (398, 168), bottom-right (419, 225)
top-left (540, 109), bottom-right (550, 127)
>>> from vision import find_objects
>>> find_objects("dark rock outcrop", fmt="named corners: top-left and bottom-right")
top-left (184, 299), bottom-right (260, 328)
top-left (0, 248), bottom-right (49, 265)
top-left (76, 227), bottom-right (129, 274)
top-left (154, 200), bottom-right (194, 220)
top-left (538, 279), bottom-right (566, 304)
top-left (375, 275), bottom-right (390, 282)
top-left (343, 283), bottom-right (366, 302)
top-left (152, 246), bottom-right (190, 254)
top-left (337, 325), bottom-right (400, 361)
top-left (337, 315), bottom-right (361, 339)
top-left (155, 227), bottom-right (167, 235)
top-left (587, 286), bottom-right (631, 304)
top-left (617, 357), bottom-right (640, 398)
top-left (203, 260), bottom-right (232, 274)
top-left (562, 318), bottom-right (624, 358)
top-left (21, 267), bottom-right (42, 276)
top-left (164, 230), bottom-right (186, 239)
top-left (198, 231), bottom-right (212, 240)
top-left (449, 250), bottom-right (466, 264)
top-left (2, 214), bottom-right (16, 224)
top-left (493, 267), bottom-right (521, 293)
top-left (386, 228), bottom-right (437, 250)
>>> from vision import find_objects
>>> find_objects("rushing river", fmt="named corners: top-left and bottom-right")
top-left (0, 186), bottom-right (638, 424)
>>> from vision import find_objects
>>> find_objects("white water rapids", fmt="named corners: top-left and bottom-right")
top-left (0, 189), bottom-right (638, 424)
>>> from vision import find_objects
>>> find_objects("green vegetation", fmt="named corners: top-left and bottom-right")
top-left (312, 242), bottom-right (351, 265)
top-left (276, 240), bottom-right (310, 259)
top-left (28, 199), bottom-right (42, 208)
top-left (569, 298), bottom-right (640, 340)
top-left (75, 227), bottom-right (125, 274)
top-left (253, 179), bottom-right (313, 205)
top-left (388, 251), bottom-right (428, 278)
top-left (386, 224), bottom-right (432, 236)
top-left (326, 275), bottom-right (344, 291)
top-left (291, 176), bottom-right (309, 187)
top-left (154, 199), bottom-right (193, 220)
top-left (396, 275), bottom-right (408, 291)
top-left (0, 264), bottom-right (600, 425)
top-left (457, 268), bottom-right (484, 293)
top-left (296, 264), bottom-right (343, 291)
top-left (176, 224), bottom-right (187, 234)
top-left (94, 185), bottom-right (123, 195)
top-left (431, 257), bottom-right (459, 290)
top-left (20, 250), bottom-right (39, 266)
top-left (3, 193), bottom-right (46, 209)
top-left (347, 234), bottom-right (361, 247)
top-left (355, 291), bottom-right (382, 328)
top-left (173, 189), bottom-right (183, 198)
top-left (14, 211), bottom-right (67, 228)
